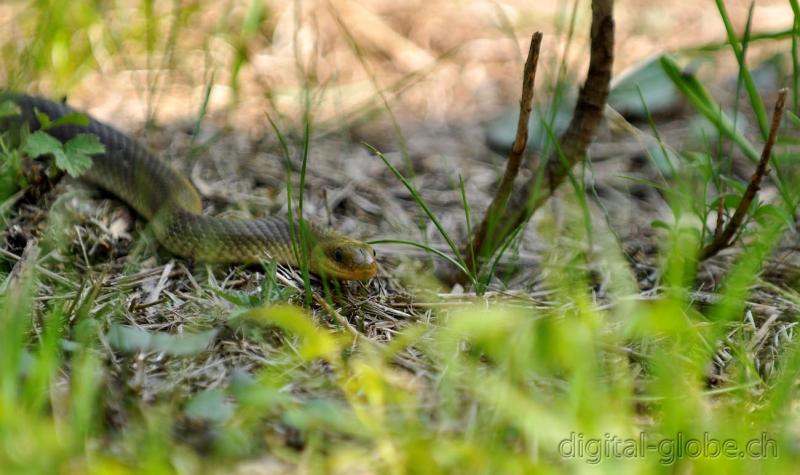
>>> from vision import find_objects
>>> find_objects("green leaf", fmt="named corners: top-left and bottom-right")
top-left (53, 150), bottom-right (92, 177)
top-left (185, 389), bottom-right (234, 422)
top-left (64, 133), bottom-right (105, 157)
top-left (650, 219), bottom-right (673, 231)
top-left (55, 148), bottom-right (92, 177)
top-left (57, 133), bottom-right (104, 177)
top-left (106, 325), bottom-right (151, 352)
top-left (719, 175), bottom-right (748, 195)
top-left (752, 203), bottom-right (794, 227)
top-left (50, 112), bottom-right (90, 128)
top-left (709, 193), bottom-right (743, 211)
top-left (151, 329), bottom-right (219, 355)
top-left (34, 109), bottom-right (51, 129)
top-left (0, 100), bottom-right (20, 119)
top-left (106, 324), bottom-right (219, 356)
top-left (284, 400), bottom-right (363, 436)
top-left (22, 131), bottom-right (63, 158)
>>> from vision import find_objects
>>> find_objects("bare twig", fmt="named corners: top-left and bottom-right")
top-left (450, 0), bottom-right (614, 285)
top-left (714, 198), bottom-right (725, 241)
top-left (509, 0), bottom-right (614, 229)
top-left (462, 32), bottom-right (543, 275)
top-left (700, 88), bottom-right (788, 261)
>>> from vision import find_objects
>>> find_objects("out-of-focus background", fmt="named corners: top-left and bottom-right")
top-left (1, 0), bottom-right (792, 128)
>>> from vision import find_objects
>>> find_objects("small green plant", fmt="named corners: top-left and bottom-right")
top-left (0, 102), bottom-right (105, 178)
top-left (23, 127), bottom-right (104, 178)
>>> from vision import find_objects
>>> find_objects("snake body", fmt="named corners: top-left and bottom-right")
top-left (3, 93), bottom-right (377, 280)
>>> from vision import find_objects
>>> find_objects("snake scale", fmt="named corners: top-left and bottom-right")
top-left (3, 93), bottom-right (377, 281)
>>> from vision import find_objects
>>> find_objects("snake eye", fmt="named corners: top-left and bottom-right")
top-left (333, 248), bottom-right (344, 263)
top-left (372, 248), bottom-right (376, 257)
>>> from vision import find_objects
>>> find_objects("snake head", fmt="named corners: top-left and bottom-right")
top-left (311, 238), bottom-right (377, 281)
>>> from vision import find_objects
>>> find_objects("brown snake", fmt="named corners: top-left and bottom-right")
top-left (3, 93), bottom-right (377, 280)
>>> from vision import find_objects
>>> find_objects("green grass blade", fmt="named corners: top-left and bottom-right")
top-left (660, 55), bottom-right (760, 163)
top-left (297, 97), bottom-right (314, 302)
top-left (683, 27), bottom-right (794, 54)
top-left (714, 0), bottom-right (769, 139)
top-left (368, 239), bottom-right (475, 284)
top-left (636, 84), bottom-right (677, 177)
top-left (791, 0), bottom-right (800, 113)
top-left (365, 143), bottom-right (471, 281)
top-left (458, 174), bottom-right (474, 271)
top-left (266, 114), bottom-right (303, 284)
top-left (189, 70), bottom-right (215, 154)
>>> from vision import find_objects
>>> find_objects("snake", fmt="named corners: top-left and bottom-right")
top-left (2, 93), bottom-right (377, 281)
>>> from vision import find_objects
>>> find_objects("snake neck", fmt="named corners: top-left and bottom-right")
top-left (151, 206), bottom-right (328, 266)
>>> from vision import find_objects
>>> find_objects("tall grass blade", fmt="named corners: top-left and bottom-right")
top-left (714, 0), bottom-right (769, 139)
top-left (365, 143), bottom-right (473, 283)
